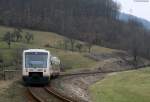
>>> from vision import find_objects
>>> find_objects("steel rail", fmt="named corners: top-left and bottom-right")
top-left (27, 87), bottom-right (45, 102)
top-left (45, 87), bottom-right (76, 102)
top-left (59, 64), bottom-right (150, 77)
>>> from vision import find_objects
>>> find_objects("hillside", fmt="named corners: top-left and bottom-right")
top-left (0, 26), bottom-right (117, 72)
top-left (1, 25), bottom-right (150, 72)
top-left (90, 67), bottom-right (150, 102)
top-left (119, 13), bottom-right (150, 30)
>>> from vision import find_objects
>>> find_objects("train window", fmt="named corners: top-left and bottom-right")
top-left (25, 52), bottom-right (48, 68)
top-left (51, 56), bottom-right (60, 65)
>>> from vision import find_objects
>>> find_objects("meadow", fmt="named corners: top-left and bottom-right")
top-left (90, 67), bottom-right (150, 102)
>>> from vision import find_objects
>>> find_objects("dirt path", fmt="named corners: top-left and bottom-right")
top-left (51, 73), bottom-right (106, 102)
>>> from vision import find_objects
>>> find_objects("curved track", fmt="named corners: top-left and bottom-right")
top-left (59, 70), bottom-right (115, 77)
top-left (27, 87), bottom-right (45, 102)
top-left (44, 86), bottom-right (76, 102)
top-left (59, 64), bottom-right (150, 77)
top-left (27, 86), bottom-right (75, 102)
top-left (26, 71), bottom-right (106, 102)
top-left (26, 65), bottom-right (148, 102)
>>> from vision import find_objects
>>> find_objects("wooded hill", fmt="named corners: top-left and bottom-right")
top-left (0, 0), bottom-right (150, 60)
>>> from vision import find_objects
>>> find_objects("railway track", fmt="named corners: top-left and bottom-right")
top-left (26, 64), bottom-right (150, 102)
top-left (59, 70), bottom-right (108, 77)
top-left (59, 70), bottom-right (126, 78)
top-left (26, 71), bottom-right (115, 102)
top-left (59, 64), bottom-right (150, 77)
top-left (26, 71), bottom-right (105, 102)
top-left (45, 86), bottom-right (75, 102)
top-left (27, 86), bottom-right (75, 102)
top-left (27, 87), bottom-right (46, 102)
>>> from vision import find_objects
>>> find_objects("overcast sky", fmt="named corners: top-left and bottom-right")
top-left (114, 0), bottom-right (150, 21)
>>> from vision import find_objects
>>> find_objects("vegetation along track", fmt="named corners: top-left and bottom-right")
top-left (27, 86), bottom-right (75, 102)
top-left (59, 64), bottom-right (150, 77)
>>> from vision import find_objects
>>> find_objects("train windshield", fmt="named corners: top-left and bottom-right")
top-left (25, 52), bottom-right (48, 68)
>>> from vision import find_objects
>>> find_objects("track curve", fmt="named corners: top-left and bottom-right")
top-left (27, 86), bottom-right (75, 102)
top-left (44, 86), bottom-right (76, 102)
top-left (27, 87), bottom-right (45, 102)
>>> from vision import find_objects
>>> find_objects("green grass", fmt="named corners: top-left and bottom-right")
top-left (90, 67), bottom-right (150, 102)
top-left (0, 26), bottom-right (115, 71)
top-left (92, 45), bottom-right (117, 54)
top-left (0, 80), bottom-right (26, 102)
top-left (43, 47), bottom-right (97, 70)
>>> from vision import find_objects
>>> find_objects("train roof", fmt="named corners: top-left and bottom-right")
top-left (24, 49), bottom-right (49, 53)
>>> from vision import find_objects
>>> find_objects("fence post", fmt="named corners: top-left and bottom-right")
top-left (3, 70), bottom-right (5, 80)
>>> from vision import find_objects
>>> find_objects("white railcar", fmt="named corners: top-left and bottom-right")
top-left (22, 49), bottom-right (60, 84)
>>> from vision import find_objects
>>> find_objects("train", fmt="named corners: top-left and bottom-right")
top-left (22, 49), bottom-right (60, 85)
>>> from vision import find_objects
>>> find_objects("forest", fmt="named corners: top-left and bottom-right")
top-left (0, 0), bottom-right (150, 61)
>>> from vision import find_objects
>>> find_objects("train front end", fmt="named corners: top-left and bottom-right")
top-left (22, 49), bottom-right (50, 84)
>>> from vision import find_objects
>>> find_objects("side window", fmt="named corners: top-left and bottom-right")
top-left (51, 56), bottom-right (60, 65)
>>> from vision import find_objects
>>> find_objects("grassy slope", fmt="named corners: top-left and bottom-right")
top-left (0, 26), bottom-right (116, 71)
top-left (90, 67), bottom-right (150, 102)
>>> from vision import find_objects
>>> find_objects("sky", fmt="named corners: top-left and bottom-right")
top-left (114, 0), bottom-right (150, 21)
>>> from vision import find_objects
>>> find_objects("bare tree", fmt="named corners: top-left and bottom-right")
top-left (128, 19), bottom-right (143, 67)
top-left (25, 32), bottom-right (34, 43)
top-left (76, 43), bottom-right (83, 52)
top-left (63, 38), bottom-right (70, 51)
top-left (3, 32), bottom-right (12, 48)
top-left (83, 33), bottom-right (95, 53)
top-left (130, 37), bottom-right (139, 67)
top-left (69, 38), bottom-right (76, 52)
top-left (0, 51), bottom-right (4, 71)
top-left (12, 48), bottom-right (22, 68)
top-left (13, 28), bottom-right (22, 41)
top-left (86, 43), bottom-right (93, 53)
